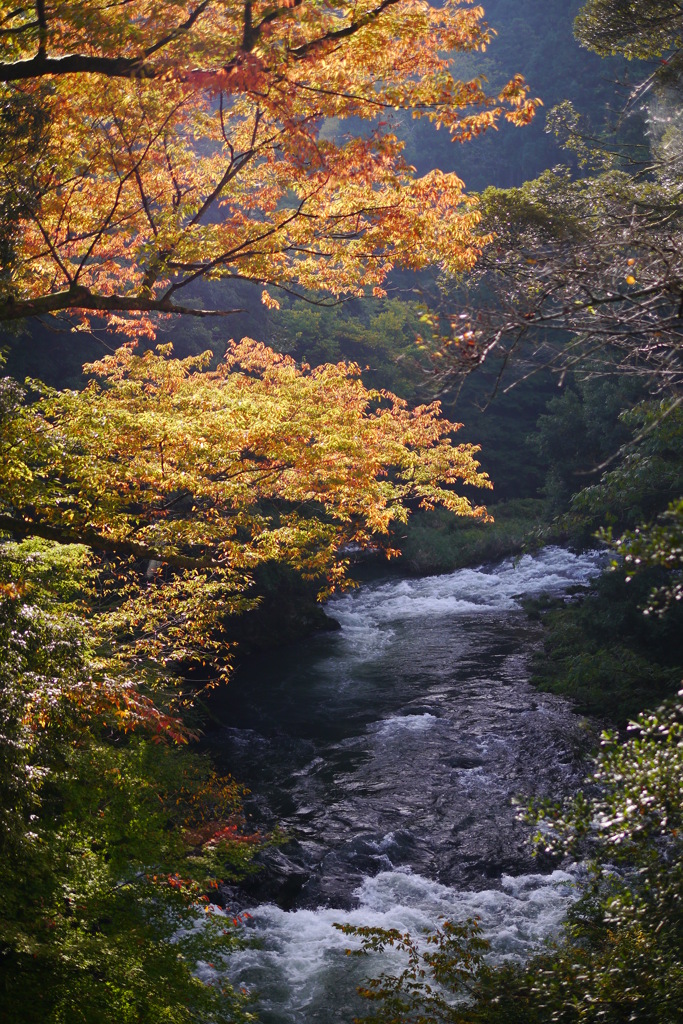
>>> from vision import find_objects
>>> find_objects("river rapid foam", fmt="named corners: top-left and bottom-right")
top-left (206, 546), bottom-right (605, 1023)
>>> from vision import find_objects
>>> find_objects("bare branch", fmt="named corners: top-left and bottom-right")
top-left (0, 287), bottom-right (246, 321)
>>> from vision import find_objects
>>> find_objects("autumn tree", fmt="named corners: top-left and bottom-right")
top-left (1, 340), bottom-right (491, 676)
top-left (0, 0), bottom-right (537, 333)
top-left (419, 0), bottom-right (683, 395)
top-left (0, 6), bottom-right (517, 1017)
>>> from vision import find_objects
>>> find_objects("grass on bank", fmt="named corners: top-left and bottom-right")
top-left (397, 498), bottom-right (558, 574)
top-left (528, 565), bottom-right (683, 727)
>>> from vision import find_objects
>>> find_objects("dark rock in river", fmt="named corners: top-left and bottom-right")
top-left (235, 847), bottom-right (311, 910)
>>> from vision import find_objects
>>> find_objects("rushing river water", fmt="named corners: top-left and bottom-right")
top-left (204, 546), bottom-right (605, 1023)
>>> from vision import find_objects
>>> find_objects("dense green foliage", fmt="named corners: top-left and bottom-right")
top-left (575, 0), bottom-right (683, 59)
top-left (569, 402), bottom-right (683, 534)
top-left (522, 695), bottom-right (683, 1022)
top-left (526, 398), bottom-right (683, 723)
top-left (528, 564), bottom-right (683, 724)
top-left (614, 496), bottom-right (683, 613)
top-left (530, 376), bottom-right (647, 517)
top-left (0, 538), bottom-right (259, 1023)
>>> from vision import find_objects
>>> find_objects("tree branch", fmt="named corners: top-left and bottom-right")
top-left (288, 0), bottom-right (403, 58)
top-left (0, 286), bottom-right (246, 321)
top-left (0, 52), bottom-right (156, 82)
top-left (142, 0), bottom-right (213, 60)
top-left (0, 0), bottom-right (397, 82)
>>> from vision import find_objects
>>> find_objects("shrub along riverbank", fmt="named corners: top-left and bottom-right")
top-left (396, 499), bottom-right (555, 575)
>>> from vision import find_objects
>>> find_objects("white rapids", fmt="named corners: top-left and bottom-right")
top-left (326, 545), bottom-right (605, 661)
top-left (215, 866), bottom-right (579, 1024)
top-left (207, 546), bottom-right (605, 1023)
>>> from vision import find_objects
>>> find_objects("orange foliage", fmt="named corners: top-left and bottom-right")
top-left (3, 340), bottom-right (491, 680)
top-left (0, 1), bottom-right (538, 329)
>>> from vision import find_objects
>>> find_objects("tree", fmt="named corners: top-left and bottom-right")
top-left (522, 694), bottom-right (683, 1023)
top-left (1, 340), bottom-right (491, 679)
top-left (419, 163), bottom-right (683, 395)
top-left (0, 0), bottom-right (537, 332)
top-left (414, 0), bottom-right (683, 398)
top-left (574, 0), bottom-right (683, 60)
top-left (335, 918), bottom-right (489, 1024)
top-left (0, 5), bottom-right (513, 1017)
top-left (610, 495), bottom-right (683, 613)
top-left (0, 536), bottom-right (261, 1024)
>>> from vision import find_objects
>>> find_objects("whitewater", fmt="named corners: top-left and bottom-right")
top-left (204, 546), bottom-right (605, 1023)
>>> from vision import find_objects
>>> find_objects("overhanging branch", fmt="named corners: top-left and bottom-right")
top-left (0, 287), bottom-right (246, 322)
top-left (0, 52), bottom-right (156, 82)
top-left (0, 0), bottom-right (399, 82)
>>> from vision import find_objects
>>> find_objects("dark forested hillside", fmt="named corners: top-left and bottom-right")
top-left (400, 0), bottom-right (638, 187)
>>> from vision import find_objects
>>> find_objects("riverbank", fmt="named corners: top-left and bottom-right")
top-left (527, 562), bottom-right (683, 727)
top-left (395, 514), bottom-right (683, 728)
top-left (396, 498), bottom-right (565, 576)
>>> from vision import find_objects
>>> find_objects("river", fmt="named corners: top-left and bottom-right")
top-left (203, 546), bottom-right (604, 1023)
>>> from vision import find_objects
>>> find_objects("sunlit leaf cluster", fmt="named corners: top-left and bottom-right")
top-left (335, 918), bottom-right (489, 1024)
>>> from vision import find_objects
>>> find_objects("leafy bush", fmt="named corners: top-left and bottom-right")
top-left (399, 499), bottom-right (552, 574)
top-left (0, 539), bottom-right (259, 1024)
top-left (530, 564), bottom-right (683, 723)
